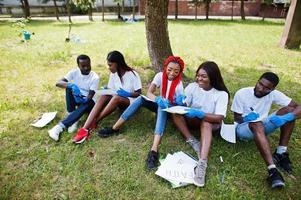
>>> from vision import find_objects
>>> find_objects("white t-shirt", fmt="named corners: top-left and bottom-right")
top-left (231, 87), bottom-right (291, 120)
top-left (184, 82), bottom-right (229, 117)
top-left (65, 68), bottom-right (100, 102)
top-left (151, 72), bottom-right (184, 98)
top-left (107, 70), bottom-right (142, 103)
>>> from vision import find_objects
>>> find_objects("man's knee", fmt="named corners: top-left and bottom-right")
top-left (249, 122), bottom-right (265, 135)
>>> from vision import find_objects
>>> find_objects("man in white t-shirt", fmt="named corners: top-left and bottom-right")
top-left (48, 55), bottom-right (100, 142)
top-left (231, 72), bottom-right (301, 189)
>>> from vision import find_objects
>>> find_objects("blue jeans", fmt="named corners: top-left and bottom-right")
top-left (236, 116), bottom-right (278, 141)
top-left (120, 96), bottom-right (167, 136)
top-left (60, 88), bottom-right (95, 128)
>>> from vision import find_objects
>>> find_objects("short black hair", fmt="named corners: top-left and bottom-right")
top-left (259, 72), bottom-right (279, 87)
top-left (76, 54), bottom-right (90, 65)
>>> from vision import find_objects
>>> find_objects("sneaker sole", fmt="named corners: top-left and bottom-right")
top-left (271, 180), bottom-right (285, 188)
top-left (73, 136), bottom-right (87, 144)
top-left (193, 178), bottom-right (205, 187)
top-left (48, 132), bottom-right (59, 142)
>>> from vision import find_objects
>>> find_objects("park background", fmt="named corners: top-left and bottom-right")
top-left (0, 0), bottom-right (301, 199)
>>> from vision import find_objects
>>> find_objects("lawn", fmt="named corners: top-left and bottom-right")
top-left (0, 18), bottom-right (301, 200)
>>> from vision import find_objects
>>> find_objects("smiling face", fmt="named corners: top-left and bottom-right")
top-left (166, 62), bottom-right (181, 81)
top-left (254, 78), bottom-right (275, 98)
top-left (78, 59), bottom-right (91, 75)
top-left (196, 68), bottom-right (212, 90)
top-left (107, 61), bottom-right (118, 73)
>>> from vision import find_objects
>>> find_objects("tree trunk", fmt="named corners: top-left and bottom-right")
top-left (262, 4), bottom-right (266, 21)
top-left (53, 0), bottom-right (59, 20)
top-left (20, 0), bottom-right (30, 18)
top-left (195, 4), bottom-right (197, 20)
top-left (205, 0), bottom-right (210, 20)
top-left (117, 3), bottom-right (121, 19)
top-left (122, 0), bottom-right (125, 13)
top-left (279, 0), bottom-right (301, 49)
top-left (175, 0), bottom-right (178, 20)
top-left (102, 0), bottom-right (104, 22)
top-left (231, 0), bottom-right (234, 20)
top-left (145, 0), bottom-right (173, 72)
top-left (240, 0), bottom-right (245, 20)
top-left (88, 2), bottom-right (93, 21)
top-left (66, 0), bottom-right (72, 23)
top-left (132, 0), bottom-right (136, 19)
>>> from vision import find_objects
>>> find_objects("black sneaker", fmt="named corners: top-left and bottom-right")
top-left (267, 168), bottom-right (285, 188)
top-left (97, 127), bottom-right (119, 138)
top-left (272, 151), bottom-right (292, 174)
top-left (146, 150), bottom-right (159, 170)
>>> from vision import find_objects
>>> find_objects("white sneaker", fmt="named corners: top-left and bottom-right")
top-left (68, 121), bottom-right (79, 133)
top-left (48, 124), bottom-right (63, 141)
top-left (193, 159), bottom-right (207, 187)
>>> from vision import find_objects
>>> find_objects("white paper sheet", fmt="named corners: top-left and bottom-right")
top-left (155, 151), bottom-right (197, 186)
top-left (220, 122), bottom-right (236, 143)
top-left (31, 112), bottom-right (57, 128)
top-left (163, 106), bottom-right (188, 114)
top-left (96, 89), bottom-right (117, 96)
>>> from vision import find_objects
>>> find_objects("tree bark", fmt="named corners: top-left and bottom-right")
top-left (279, 0), bottom-right (301, 49)
top-left (20, 0), bottom-right (30, 18)
top-left (132, 0), bottom-right (136, 19)
top-left (102, 0), bottom-right (104, 22)
top-left (175, 0), bottom-right (178, 20)
top-left (231, 0), bottom-right (234, 20)
top-left (53, 0), bottom-right (59, 20)
top-left (261, 4), bottom-right (266, 21)
top-left (205, 0), bottom-right (210, 20)
top-left (195, 3), bottom-right (197, 20)
top-left (89, 2), bottom-right (93, 21)
top-left (122, 0), bottom-right (125, 13)
top-left (240, 0), bottom-right (245, 20)
top-left (145, 0), bottom-right (173, 72)
top-left (66, 0), bottom-right (72, 23)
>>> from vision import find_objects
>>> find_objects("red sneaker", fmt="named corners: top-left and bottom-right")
top-left (73, 128), bottom-right (89, 144)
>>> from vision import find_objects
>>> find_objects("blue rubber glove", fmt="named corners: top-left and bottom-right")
top-left (67, 83), bottom-right (81, 97)
top-left (175, 95), bottom-right (186, 106)
top-left (74, 97), bottom-right (89, 104)
top-left (155, 96), bottom-right (170, 109)
top-left (117, 88), bottom-right (132, 98)
top-left (185, 108), bottom-right (205, 119)
top-left (268, 113), bottom-right (295, 128)
top-left (243, 111), bottom-right (260, 122)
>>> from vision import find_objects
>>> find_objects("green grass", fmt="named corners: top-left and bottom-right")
top-left (0, 18), bottom-right (301, 199)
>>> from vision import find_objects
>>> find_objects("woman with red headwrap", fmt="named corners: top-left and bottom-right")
top-left (98, 56), bottom-right (185, 170)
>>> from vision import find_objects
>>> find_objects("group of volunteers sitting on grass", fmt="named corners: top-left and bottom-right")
top-left (48, 50), bottom-right (301, 188)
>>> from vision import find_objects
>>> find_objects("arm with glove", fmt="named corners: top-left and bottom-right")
top-left (175, 95), bottom-right (187, 106)
top-left (67, 83), bottom-right (89, 104)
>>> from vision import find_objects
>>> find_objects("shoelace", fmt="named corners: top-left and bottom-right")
top-left (196, 161), bottom-right (207, 177)
top-left (186, 139), bottom-right (199, 146)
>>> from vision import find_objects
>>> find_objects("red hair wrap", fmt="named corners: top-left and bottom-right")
top-left (161, 56), bottom-right (185, 104)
